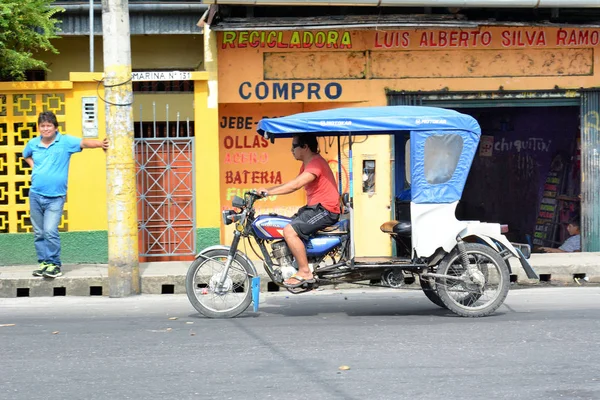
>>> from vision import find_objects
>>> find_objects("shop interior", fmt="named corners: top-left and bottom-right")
top-left (394, 106), bottom-right (581, 255)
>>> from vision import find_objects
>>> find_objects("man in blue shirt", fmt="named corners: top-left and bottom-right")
top-left (539, 218), bottom-right (581, 253)
top-left (22, 111), bottom-right (109, 278)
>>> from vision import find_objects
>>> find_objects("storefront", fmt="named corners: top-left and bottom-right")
top-left (215, 25), bottom-right (600, 254)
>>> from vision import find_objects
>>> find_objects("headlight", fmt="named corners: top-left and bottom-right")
top-left (232, 195), bottom-right (245, 208)
top-left (222, 210), bottom-right (235, 225)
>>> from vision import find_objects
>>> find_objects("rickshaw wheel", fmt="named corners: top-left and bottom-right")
top-left (436, 243), bottom-right (509, 318)
top-left (419, 277), bottom-right (447, 309)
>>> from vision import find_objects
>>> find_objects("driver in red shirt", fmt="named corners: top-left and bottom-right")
top-left (259, 134), bottom-right (340, 288)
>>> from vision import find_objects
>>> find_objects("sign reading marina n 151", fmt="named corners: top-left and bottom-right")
top-left (131, 71), bottom-right (192, 81)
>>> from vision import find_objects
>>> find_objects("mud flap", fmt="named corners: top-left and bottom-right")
top-left (252, 277), bottom-right (261, 312)
top-left (516, 248), bottom-right (539, 280)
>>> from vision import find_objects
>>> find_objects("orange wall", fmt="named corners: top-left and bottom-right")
top-left (218, 103), bottom-right (354, 244)
top-left (218, 27), bottom-right (598, 104)
top-left (217, 26), bottom-right (599, 254)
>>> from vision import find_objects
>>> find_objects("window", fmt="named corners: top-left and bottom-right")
top-left (362, 160), bottom-right (375, 193)
top-left (423, 134), bottom-right (463, 185)
top-left (25, 70), bottom-right (46, 81)
top-left (134, 121), bottom-right (194, 139)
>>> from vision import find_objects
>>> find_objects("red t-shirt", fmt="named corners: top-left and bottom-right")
top-left (300, 154), bottom-right (341, 214)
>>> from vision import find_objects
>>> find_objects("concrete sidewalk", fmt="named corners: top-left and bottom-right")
top-left (1, 253), bottom-right (599, 298)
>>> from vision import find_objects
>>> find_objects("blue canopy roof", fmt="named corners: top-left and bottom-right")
top-left (257, 105), bottom-right (481, 138)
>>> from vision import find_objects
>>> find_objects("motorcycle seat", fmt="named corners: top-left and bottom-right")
top-left (380, 220), bottom-right (411, 236)
top-left (317, 219), bottom-right (349, 235)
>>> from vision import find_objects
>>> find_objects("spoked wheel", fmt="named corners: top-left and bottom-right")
top-left (185, 249), bottom-right (256, 318)
top-left (436, 243), bottom-right (510, 318)
top-left (419, 277), bottom-right (447, 309)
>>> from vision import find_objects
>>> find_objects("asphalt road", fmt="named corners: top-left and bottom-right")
top-left (1, 287), bottom-right (600, 400)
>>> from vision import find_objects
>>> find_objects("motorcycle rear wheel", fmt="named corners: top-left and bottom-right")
top-left (185, 249), bottom-right (255, 319)
top-left (436, 243), bottom-right (509, 318)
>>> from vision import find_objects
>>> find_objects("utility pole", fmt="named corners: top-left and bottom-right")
top-left (101, 0), bottom-right (140, 297)
top-left (89, 0), bottom-right (94, 72)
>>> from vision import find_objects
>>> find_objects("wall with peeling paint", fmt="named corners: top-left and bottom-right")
top-left (217, 25), bottom-right (598, 256)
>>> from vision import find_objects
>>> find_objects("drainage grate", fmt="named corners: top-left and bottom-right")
top-left (162, 284), bottom-right (175, 294)
top-left (53, 287), bottom-right (66, 296)
top-left (267, 282), bottom-right (280, 292)
top-left (539, 274), bottom-right (551, 282)
top-left (573, 273), bottom-right (588, 284)
top-left (90, 286), bottom-right (103, 296)
top-left (16, 288), bottom-right (30, 297)
top-left (510, 274), bottom-right (518, 283)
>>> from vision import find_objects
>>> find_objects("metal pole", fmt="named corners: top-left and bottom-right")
top-left (102, 0), bottom-right (140, 297)
top-left (89, 0), bottom-right (94, 72)
top-left (337, 136), bottom-right (342, 194)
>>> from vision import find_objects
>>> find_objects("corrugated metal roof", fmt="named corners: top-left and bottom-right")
top-left (199, 0), bottom-right (600, 7)
top-left (55, 2), bottom-right (207, 35)
top-left (58, 13), bottom-right (204, 35)
top-left (210, 14), bottom-right (600, 30)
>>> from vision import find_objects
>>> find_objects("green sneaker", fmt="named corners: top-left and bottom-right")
top-left (42, 264), bottom-right (62, 278)
top-left (32, 262), bottom-right (48, 277)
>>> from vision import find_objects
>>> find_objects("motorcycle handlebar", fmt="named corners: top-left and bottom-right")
top-left (247, 190), bottom-right (267, 199)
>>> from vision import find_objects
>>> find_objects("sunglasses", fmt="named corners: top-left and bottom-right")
top-left (291, 143), bottom-right (303, 150)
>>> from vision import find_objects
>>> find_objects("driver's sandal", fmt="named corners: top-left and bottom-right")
top-left (286, 281), bottom-right (317, 294)
top-left (283, 274), bottom-right (319, 294)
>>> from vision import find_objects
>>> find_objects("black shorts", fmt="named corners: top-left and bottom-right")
top-left (289, 204), bottom-right (340, 241)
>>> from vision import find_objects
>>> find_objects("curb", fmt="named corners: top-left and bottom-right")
top-left (1, 253), bottom-right (599, 298)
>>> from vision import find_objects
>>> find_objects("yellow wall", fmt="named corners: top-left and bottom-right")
top-left (0, 81), bottom-right (74, 234)
top-left (0, 72), bottom-right (217, 234)
top-left (66, 74), bottom-right (109, 231)
top-left (217, 26), bottom-right (600, 256)
top-left (194, 78), bottom-right (221, 228)
top-left (40, 35), bottom-right (204, 81)
top-left (36, 34), bottom-right (209, 231)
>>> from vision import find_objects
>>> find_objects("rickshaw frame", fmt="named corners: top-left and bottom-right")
top-left (185, 105), bottom-right (538, 319)
top-left (256, 105), bottom-right (537, 279)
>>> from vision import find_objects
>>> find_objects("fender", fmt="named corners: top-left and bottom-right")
top-left (195, 245), bottom-right (259, 276)
top-left (458, 223), bottom-right (519, 258)
top-left (458, 225), bottom-right (539, 280)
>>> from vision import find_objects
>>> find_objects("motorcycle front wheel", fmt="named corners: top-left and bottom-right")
top-left (436, 243), bottom-right (510, 318)
top-left (185, 249), bottom-right (255, 319)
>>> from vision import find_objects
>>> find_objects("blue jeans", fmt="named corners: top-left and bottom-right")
top-left (29, 192), bottom-right (65, 266)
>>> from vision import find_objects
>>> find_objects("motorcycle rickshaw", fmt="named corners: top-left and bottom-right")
top-left (185, 105), bottom-right (537, 318)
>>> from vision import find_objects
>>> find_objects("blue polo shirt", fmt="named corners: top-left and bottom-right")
top-left (22, 132), bottom-right (82, 197)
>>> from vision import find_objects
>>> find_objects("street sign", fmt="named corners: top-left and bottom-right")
top-left (131, 71), bottom-right (192, 81)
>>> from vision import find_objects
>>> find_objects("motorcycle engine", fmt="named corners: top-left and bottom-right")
top-left (271, 241), bottom-right (297, 280)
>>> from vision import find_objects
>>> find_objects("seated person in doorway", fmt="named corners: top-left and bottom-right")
top-left (258, 134), bottom-right (340, 288)
top-left (539, 218), bottom-right (581, 253)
